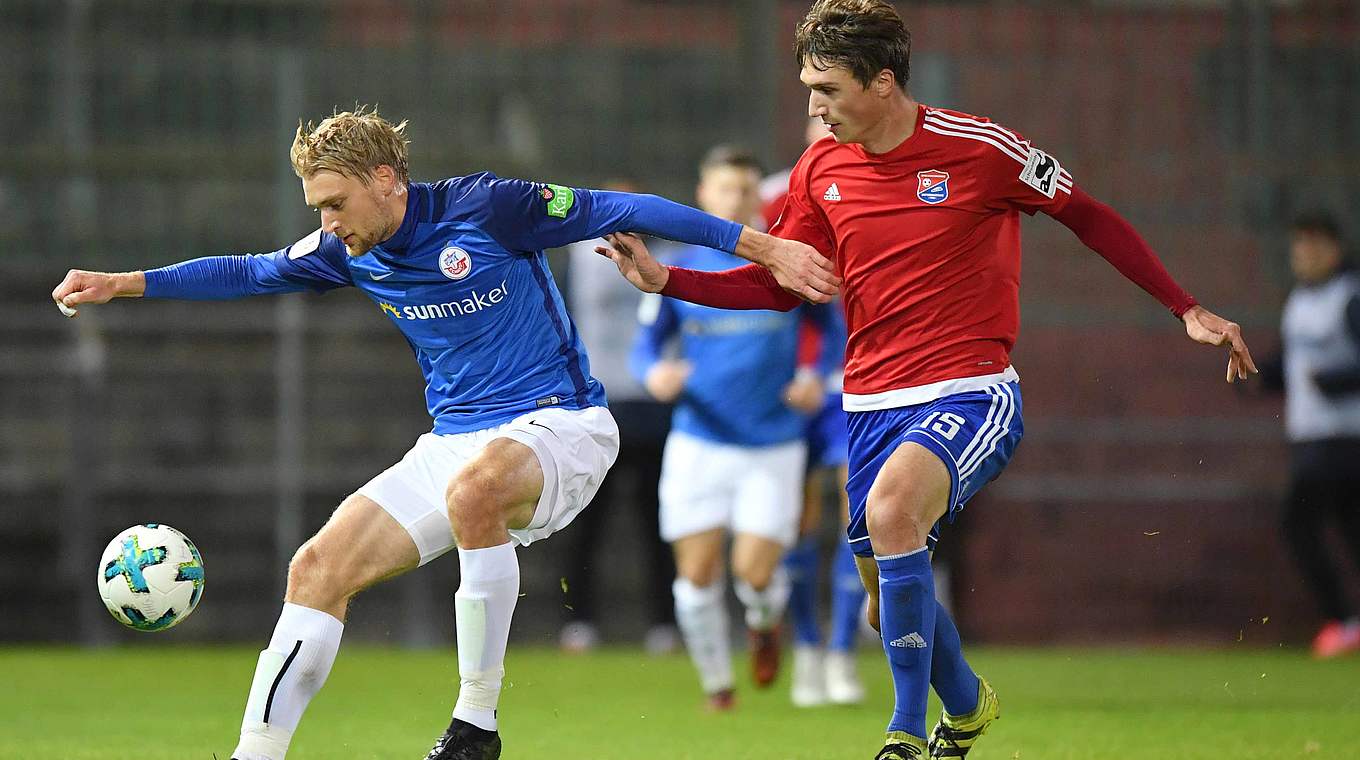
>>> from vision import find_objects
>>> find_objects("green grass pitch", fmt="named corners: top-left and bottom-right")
top-left (1, 645), bottom-right (1357, 758)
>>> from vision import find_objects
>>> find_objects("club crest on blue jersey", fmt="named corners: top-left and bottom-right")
top-left (916, 170), bottom-right (950, 204)
top-left (438, 245), bottom-right (472, 280)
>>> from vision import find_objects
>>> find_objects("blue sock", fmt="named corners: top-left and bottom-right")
top-left (877, 548), bottom-right (936, 738)
top-left (931, 600), bottom-right (980, 716)
top-left (829, 540), bottom-right (866, 652)
top-left (784, 537), bottom-right (823, 647)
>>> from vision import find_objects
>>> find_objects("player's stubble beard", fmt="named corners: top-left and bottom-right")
top-left (345, 186), bottom-right (400, 257)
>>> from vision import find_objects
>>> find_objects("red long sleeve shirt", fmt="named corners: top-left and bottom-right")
top-left (663, 104), bottom-right (1195, 408)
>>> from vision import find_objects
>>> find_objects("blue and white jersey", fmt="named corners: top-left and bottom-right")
top-left (143, 174), bottom-right (742, 434)
top-left (630, 243), bottom-right (840, 447)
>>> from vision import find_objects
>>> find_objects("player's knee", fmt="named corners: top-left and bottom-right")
top-left (865, 500), bottom-right (931, 547)
top-left (732, 556), bottom-right (774, 590)
top-left (287, 541), bottom-right (346, 604)
top-left (677, 557), bottom-right (723, 588)
top-left (446, 471), bottom-right (503, 541)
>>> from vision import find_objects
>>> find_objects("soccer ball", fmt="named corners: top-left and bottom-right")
top-left (97, 524), bottom-right (205, 632)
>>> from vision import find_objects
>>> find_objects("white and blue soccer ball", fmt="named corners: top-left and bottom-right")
top-left (97, 524), bottom-right (205, 632)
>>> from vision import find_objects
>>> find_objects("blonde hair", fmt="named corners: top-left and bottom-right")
top-left (289, 105), bottom-right (410, 184)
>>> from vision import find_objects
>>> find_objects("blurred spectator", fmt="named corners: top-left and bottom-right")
top-left (557, 179), bottom-right (679, 655)
top-left (1261, 210), bottom-right (1360, 658)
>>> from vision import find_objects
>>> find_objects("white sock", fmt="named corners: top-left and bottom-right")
top-left (735, 566), bottom-right (791, 631)
top-left (672, 577), bottom-right (733, 694)
top-left (451, 542), bottom-right (519, 732)
top-left (233, 603), bottom-right (344, 760)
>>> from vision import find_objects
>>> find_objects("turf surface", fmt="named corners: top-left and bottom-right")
top-left (1, 645), bottom-right (1357, 759)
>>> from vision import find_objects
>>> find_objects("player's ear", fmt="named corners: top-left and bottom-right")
top-left (873, 69), bottom-right (895, 97)
top-left (373, 164), bottom-right (398, 195)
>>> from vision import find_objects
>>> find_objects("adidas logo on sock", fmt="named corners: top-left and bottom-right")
top-left (823, 183), bottom-right (841, 201)
top-left (889, 632), bottom-right (927, 648)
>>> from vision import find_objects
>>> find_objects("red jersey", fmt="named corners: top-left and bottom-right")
top-left (771, 104), bottom-right (1073, 409)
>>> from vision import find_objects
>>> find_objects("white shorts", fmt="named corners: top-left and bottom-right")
top-left (658, 431), bottom-right (807, 546)
top-left (358, 406), bottom-right (620, 566)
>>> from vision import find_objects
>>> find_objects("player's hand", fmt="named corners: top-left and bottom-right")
top-left (737, 229), bottom-right (839, 304)
top-left (51, 269), bottom-right (143, 318)
top-left (782, 371), bottom-right (825, 413)
top-left (596, 233), bottom-right (669, 294)
top-left (1181, 304), bottom-right (1258, 383)
top-left (644, 360), bottom-right (691, 403)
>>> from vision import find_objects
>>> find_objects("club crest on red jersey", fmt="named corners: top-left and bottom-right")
top-left (916, 170), bottom-right (950, 204)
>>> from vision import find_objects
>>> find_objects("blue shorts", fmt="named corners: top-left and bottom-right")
top-left (806, 392), bottom-right (849, 469)
top-left (845, 381), bottom-right (1023, 558)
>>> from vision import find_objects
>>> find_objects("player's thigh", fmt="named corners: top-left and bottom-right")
top-left (864, 441), bottom-right (952, 552)
top-left (671, 528), bottom-right (727, 586)
top-left (846, 381), bottom-right (1023, 557)
top-left (289, 492), bottom-right (420, 599)
top-left (731, 439), bottom-right (807, 548)
top-left (730, 532), bottom-right (787, 588)
top-left (446, 437), bottom-right (544, 537)
top-left (487, 406), bottom-right (621, 548)
top-left (658, 431), bottom-right (737, 544)
top-left (358, 432), bottom-right (479, 566)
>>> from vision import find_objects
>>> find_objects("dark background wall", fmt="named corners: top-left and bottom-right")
top-left (2, 0), bottom-right (1357, 647)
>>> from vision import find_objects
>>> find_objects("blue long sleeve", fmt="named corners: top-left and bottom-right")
top-left (475, 176), bottom-right (744, 254)
top-left (590, 191), bottom-right (744, 253)
top-left (144, 255), bottom-right (289, 299)
top-left (142, 235), bottom-right (352, 300)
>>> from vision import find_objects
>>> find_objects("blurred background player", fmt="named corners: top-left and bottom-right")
top-left (759, 116), bottom-right (832, 232)
top-left (766, 115), bottom-right (867, 708)
top-left (782, 305), bottom-right (868, 708)
top-left (598, 1), bottom-right (1256, 756)
top-left (556, 179), bottom-right (679, 656)
top-left (1259, 210), bottom-right (1360, 659)
top-left (630, 145), bottom-right (841, 710)
top-left (50, 108), bottom-right (822, 760)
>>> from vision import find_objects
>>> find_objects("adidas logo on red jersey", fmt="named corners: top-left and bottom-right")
top-left (823, 183), bottom-right (841, 202)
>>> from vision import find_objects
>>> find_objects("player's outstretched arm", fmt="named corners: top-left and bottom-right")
top-left (595, 233), bottom-right (670, 293)
top-left (598, 232), bottom-right (804, 312)
top-left (1181, 304), bottom-right (1258, 383)
top-left (733, 228), bottom-right (839, 304)
top-left (560, 186), bottom-right (838, 302)
top-left (50, 235), bottom-right (353, 319)
top-left (1050, 186), bottom-right (1257, 383)
top-left (52, 269), bottom-right (146, 317)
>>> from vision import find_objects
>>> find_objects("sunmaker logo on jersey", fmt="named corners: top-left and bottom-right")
top-left (378, 280), bottom-right (510, 320)
top-left (916, 170), bottom-right (950, 204)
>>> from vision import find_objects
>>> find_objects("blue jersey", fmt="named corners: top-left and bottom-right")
top-left (143, 175), bottom-right (742, 434)
top-left (630, 243), bottom-right (840, 447)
